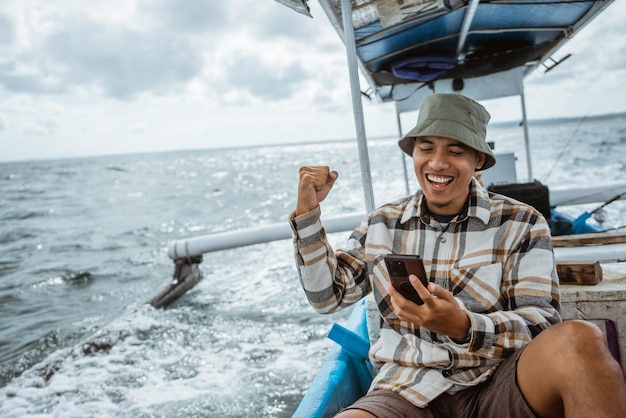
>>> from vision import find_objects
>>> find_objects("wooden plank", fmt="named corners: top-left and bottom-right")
top-left (557, 261), bottom-right (602, 285)
top-left (553, 232), bottom-right (626, 248)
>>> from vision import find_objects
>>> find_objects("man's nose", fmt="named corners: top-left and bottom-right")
top-left (428, 150), bottom-right (449, 170)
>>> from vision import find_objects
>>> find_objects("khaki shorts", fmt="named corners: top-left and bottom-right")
top-left (344, 348), bottom-right (536, 418)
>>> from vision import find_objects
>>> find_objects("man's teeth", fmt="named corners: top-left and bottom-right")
top-left (427, 175), bottom-right (452, 183)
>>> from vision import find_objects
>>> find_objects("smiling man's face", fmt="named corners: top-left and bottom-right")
top-left (412, 136), bottom-right (486, 215)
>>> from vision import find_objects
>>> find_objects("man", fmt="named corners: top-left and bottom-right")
top-left (289, 93), bottom-right (626, 417)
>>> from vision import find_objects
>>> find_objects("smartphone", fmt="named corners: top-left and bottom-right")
top-left (383, 254), bottom-right (428, 305)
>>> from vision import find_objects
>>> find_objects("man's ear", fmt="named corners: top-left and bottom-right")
top-left (476, 152), bottom-right (487, 170)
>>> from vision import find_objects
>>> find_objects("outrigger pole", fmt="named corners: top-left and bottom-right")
top-left (148, 255), bottom-right (204, 309)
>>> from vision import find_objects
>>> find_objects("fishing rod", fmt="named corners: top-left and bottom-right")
top-left (543, 108), bottom-right (590, 184)
top-left (603, 225), bottom-right (626, 232)
top-left (556, 192), bottom-right (626, 235)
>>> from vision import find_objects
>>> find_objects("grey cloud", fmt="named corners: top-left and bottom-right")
top-left (138, 0), bottom-right (229, 33)
top-left (602, 43), bottom-right (626, 71)
top-left (221, 51), bottom-right (306, 102)
top-left (140, 0), bottom-right (320, 42)
top-left (129, 124), bottom-right (147, 134)
top-left (312, 89), bottom-right (342, 113)
top-left (0, 61), bottom-right (64, 93)
top-left (0, 16), bottom-right (204, 100)
top-left (25, 118), bottom-right (58, 136)
top-left (0, 1), bottom-right (329, 104)
top-left (0, 14), bottom-right (14, 44)
top-left (44, 22), bottom-right (204, 99)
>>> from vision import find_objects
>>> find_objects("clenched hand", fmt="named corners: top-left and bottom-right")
top-left (296, 166), bottom-right (338, 216)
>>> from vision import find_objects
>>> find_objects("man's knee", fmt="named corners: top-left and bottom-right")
top-left (539, 320), bottom-right (610, 361)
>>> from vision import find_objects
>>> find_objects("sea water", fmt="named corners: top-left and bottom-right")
top-left (1, 115), bottom-right (625, 417)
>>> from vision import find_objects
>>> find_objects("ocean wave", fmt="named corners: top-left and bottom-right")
top-left (0, 208), bottom-right (44, 221)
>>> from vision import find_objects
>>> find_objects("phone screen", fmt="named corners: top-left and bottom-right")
top-left (383, 254), bottom-right (428, 305)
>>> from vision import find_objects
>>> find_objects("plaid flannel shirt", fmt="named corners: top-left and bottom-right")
top-left (289, 179), bottom-right (561, 407)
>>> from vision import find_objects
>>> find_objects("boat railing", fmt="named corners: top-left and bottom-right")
top-left (166, 212), bottom-right (366, 259)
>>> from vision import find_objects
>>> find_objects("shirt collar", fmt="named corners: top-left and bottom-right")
top-left (400, 178), bottom-right (491, 226)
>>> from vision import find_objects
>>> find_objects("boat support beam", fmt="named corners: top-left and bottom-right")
top-left (341, 0), bottom-right (375, 213)
top-left (519, 75), bottom-right (533, 180)
top-left (396, 106), bottom-right (411, 196)
top-left (456, 0), bottom-right (480, 63)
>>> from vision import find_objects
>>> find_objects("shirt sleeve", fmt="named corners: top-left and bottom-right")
top-left (289, 207), bottom-right (370, 314)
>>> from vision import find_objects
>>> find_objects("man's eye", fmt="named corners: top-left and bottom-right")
top-left (419, 147), bottom-right (433, 152)
top-left (449, 148), bottom-right (464, 155)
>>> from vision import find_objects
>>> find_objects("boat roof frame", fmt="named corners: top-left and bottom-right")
top-left (315, 0), bottom-right (614, 211)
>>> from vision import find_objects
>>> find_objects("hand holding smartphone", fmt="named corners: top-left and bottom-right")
top-left (383, 254), bottom-right (428, 305)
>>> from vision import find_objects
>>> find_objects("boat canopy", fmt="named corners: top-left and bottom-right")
top-left (314, 0), bottom-right (612, 106)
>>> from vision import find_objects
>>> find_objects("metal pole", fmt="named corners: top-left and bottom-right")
top-left (519, 75), bottom-right (533, 180)
top-left (340, 0), bottom-right (375, 213)
top-left (395, 103), bottom-right (410, 195)
top-left (456, 0), bottom-right (480, 63)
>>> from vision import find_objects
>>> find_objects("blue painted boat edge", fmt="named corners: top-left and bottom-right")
top-left (550, 209), bottom-right (604, 235)
top-left (293, 300), bottom-right (371, 418)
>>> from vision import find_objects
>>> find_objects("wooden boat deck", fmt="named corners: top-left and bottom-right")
top-left (560, 261), bottom-right (626, 373)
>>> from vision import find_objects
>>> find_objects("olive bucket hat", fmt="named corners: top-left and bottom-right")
top-left (398, 93), bottom-right (496, 170)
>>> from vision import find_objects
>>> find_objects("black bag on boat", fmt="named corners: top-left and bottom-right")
top-left (488, 181), bottom-right (551, 220)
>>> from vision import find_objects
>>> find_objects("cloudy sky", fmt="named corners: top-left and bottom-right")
top-left (1, 0), bottom-right (625, 162)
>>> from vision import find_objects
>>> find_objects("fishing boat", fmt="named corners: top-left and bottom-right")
top-left (13, 1), bottom-right (626, 416)
top-left (271, 1), bottom-right (626, 417)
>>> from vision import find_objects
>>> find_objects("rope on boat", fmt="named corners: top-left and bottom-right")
top-left (603, 225), bottom-right (626, 232)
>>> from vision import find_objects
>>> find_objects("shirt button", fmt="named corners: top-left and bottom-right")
top-left (440, 237), bottom-right (447, 243)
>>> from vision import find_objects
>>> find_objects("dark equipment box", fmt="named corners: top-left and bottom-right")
top-left (487, 181), bottom-right (551, 220)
